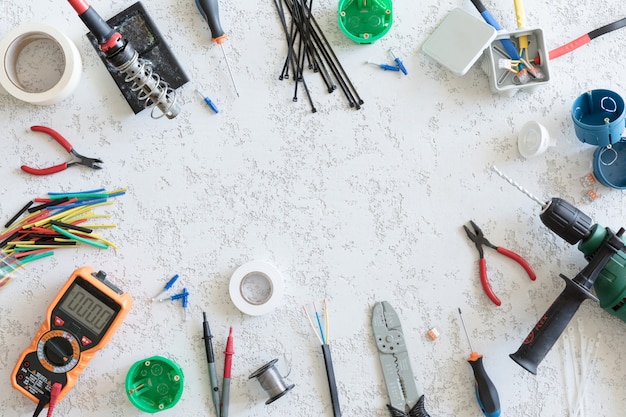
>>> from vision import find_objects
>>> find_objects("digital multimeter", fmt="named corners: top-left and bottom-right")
top-left (11, 266), bottom-right (132, 407)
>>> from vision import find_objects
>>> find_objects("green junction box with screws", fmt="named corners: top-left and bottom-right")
top-left (338, 0), bottom-right (393, 44)
top-left (125, 356), bottom-right (184, 413)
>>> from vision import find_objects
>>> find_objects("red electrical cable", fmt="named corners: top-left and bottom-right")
top-left (548, 34), bottom-right (591, 61)
top-left (46, 383), bottom-right (62, 417)
top-left (534, 16), bottom-right (626, 64)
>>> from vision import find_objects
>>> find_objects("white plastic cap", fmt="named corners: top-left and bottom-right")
top-left (518, 121), bottom-right (552, 158)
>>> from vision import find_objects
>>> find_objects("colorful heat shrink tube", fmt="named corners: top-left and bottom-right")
top-left (0, 188), bottom-right (126, 287)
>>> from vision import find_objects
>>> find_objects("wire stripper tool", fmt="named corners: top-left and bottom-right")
top-left (372, 301), bottom-right (431, 417)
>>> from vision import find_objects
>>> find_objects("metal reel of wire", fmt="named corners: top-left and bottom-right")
top-left (249, 359), bottom-right (295, 404)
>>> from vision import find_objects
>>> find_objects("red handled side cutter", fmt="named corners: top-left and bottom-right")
top-left (464, 221), bottom-right (536, 306)
top-left (21, 126), bottom-right (103, 176)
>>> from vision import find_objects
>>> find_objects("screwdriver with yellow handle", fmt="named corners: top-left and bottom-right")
top-left (458, 308), bottom-right (501, 417)
top-left (195, 0), bottom-right (240, 97)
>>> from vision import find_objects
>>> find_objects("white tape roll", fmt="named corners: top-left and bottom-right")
top-left (229, 261), bottom-right (284, 316)
top-left (0, 23), bottom-right (81, 105)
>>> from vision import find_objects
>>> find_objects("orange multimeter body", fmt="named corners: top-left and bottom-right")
top-left (11, 266), bottom-right (132, 407)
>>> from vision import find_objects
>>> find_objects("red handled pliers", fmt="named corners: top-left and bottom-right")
top-left (21, 126), bottom-right (103, 176)
top-left (464, 220), bottom-right (536, 306)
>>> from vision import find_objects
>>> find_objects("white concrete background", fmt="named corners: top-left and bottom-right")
top-left (1, 0), bottom-right (626, 416)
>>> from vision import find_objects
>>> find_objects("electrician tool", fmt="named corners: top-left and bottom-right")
top-left (463, 220), bottom-right (536, 306)
top-left (221, 327), bottom-right (234, 417)
top-left (46, 382), bottom-right (62, 417)
top-left (68, 0), bottom-right (183, 118)
top-left (492, 166), bottom-right (626, 374)
top-left (203, 313), bottom-right (221, 417)
top-left (372, 301), bottom-right (431, 417)
top-left (457, 308), bottom-right (501, 417)
top-left (11, 266), bottom-right (132, 416)
top-left (21, 126), bottom-right (102, 176)
top-left (195, 0), bottom-right (239, 97)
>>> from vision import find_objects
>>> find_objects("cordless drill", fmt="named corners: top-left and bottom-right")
top-left (510, 197), bottom-right (626, 374)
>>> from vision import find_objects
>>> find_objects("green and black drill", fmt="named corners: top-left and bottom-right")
top-left (493, 167), bottom-right (626, 374)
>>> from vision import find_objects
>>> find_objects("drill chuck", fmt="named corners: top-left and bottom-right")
top-left (540, 198), bottom-right (593, 245)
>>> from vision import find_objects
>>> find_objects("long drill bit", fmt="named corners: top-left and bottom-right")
top-left (491, 165), bottom-right (547, 207)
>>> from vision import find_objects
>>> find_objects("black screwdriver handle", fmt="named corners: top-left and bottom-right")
top-left (195, 0), bottom-right (226, 42)
top-left (468, 356), bottom-right (500, 416)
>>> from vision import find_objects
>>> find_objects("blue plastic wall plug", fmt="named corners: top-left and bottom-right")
top-left (388, 49), bottom-right (408, 75)
top-left (181, 289), bottom-right (189, 322)
top-left (196, 89), bottom-right (219, 114)
top-left (166, 288), bottom-right (189, 302)
top-left (151, 274), bottom-right (179, 301)
top-left (366, 61), bottom-right (400, 72)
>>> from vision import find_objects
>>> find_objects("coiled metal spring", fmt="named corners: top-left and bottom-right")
top-left (116, 49), bottom-right (181, 119)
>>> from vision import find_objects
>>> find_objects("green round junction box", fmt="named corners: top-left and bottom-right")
top-left (338, 0), bottom-right (393, 44)
top-left (125, 356), bottom-right (184, 413)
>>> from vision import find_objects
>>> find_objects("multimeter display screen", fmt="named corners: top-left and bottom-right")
top-left (58, 285), bottom-right (115, 335)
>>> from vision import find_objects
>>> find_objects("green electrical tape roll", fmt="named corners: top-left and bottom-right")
top-left (338, 0), bottom-right (393, 44)
top-left (125, 356), bottom-right (184, 413)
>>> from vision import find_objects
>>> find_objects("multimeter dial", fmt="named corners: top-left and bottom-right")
top-left (37, 330), bottom-right (80, 373)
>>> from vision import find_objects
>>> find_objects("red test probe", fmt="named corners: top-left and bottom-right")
top-left (221, 327), bottom-right (234, 417)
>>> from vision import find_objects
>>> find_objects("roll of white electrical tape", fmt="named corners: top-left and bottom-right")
top-left (229, 261), bottom-right (285, 316)
top-left (0, 23), bottom-right (82, 105)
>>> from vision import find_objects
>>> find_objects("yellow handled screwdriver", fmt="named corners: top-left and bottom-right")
top-left (195, 0), bottom-right (240, 97)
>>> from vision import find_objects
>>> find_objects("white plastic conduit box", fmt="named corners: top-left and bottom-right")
top-left (484, 28), bottom-right (550, 96)
top-left (421, 8), bottom-right (496, 76)
top-left (422, 9), bottom-right (550, 96)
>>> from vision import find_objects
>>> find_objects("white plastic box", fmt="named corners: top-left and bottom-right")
top-left (422, 8), bottom-right (497, 76)
top-left (484, 28), bottom-right (550, 96)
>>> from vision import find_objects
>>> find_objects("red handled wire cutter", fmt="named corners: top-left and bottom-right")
top-left (21, 126), bottom-right (103, 176)
top-left (464, 221), bottom-right (536, 306)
